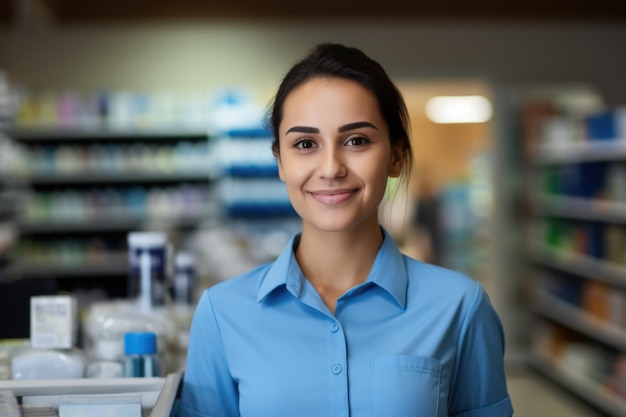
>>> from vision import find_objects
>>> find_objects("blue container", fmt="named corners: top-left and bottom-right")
top-left (123, 332), bottom-right (160, 378)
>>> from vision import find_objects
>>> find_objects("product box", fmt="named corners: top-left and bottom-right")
top-left (30, 295), bottom-right (78, 350)
top-left (585, 107), bottom-right (626, 141)
top-left (59, 393), bottom-right (141, 417)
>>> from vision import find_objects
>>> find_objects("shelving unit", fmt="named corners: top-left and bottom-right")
top-left (5, 126), bottom-right (215, 297)
top-left (528, 354), bottom-right (626, 417)
top-left (0, 131), bottom-right (17, 279)
top-left (0, 72), bottom-right (17, 280)
top-left (535, 195), bottom-right (626, 223)
top-left (212, 128), bottom-right (295, 219)
top-left (527, 110), bottom-right (626, 416)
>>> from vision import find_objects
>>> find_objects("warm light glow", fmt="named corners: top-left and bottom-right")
top-left (425, 95), bottom-right (493, 124)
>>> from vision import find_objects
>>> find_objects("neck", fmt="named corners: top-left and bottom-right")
top-left (295, 220), bottom-right (384, 312)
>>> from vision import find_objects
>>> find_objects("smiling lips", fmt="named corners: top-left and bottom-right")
top-left (309, 189), bottom-right (358, 205)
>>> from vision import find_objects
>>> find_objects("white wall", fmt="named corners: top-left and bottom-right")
top-left (1, 20), bottom-right (626, 104)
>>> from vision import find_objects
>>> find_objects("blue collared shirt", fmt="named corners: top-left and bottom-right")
top-left (177, 229), bottom-right (513, 417)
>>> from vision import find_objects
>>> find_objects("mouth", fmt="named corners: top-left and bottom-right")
top-left (309, 189), bottom-right (358, 206)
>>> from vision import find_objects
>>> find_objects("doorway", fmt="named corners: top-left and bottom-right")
top-left (383, 80), bottom-right (495, 288)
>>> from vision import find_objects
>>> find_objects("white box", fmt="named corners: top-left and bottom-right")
top-left (30, 296), bottom-right (77, 350)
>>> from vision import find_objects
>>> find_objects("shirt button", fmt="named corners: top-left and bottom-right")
top-left (330, 322), bottom-right (339, 332)
top-left (332, 364), bottom-right (342, 374)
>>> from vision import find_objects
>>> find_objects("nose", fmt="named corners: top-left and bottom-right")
top-left (319, 146), bottom-right (347, 179)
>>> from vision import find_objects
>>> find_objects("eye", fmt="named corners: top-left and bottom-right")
top-left (294, 138), bottom-right (316, 150)
top-left (345, 136), bottom-right (370, 147)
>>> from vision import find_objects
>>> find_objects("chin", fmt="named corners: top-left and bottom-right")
top-left (303, 218), bottom-right (354, 233)
top-left (307, 215), bottom-right (376, 234)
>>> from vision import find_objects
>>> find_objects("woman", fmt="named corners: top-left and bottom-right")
top-left (177, 43), bottom-right (513, 417)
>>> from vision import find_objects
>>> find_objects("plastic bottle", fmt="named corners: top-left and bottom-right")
top-left (123, 332), bottom-right (160, 378)
top-left (127, 232), bottom-right (168, 310)
top-left (171, 251), bottom-right (196, 307)
top-left (170, 251), bottom-right (197, 370)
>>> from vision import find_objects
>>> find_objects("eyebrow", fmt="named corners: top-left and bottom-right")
top-left (285, 126), bottom-right (319, 134)
top-left (339, 121), bottom-right (378, 132)
top-left (285, 121), bottom-right (378, 135)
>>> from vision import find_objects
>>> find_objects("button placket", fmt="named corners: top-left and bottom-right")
top-left (328, 319), bottom-right (349, 416)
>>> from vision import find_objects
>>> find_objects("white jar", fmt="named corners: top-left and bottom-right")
top-left (85, 338), bottom-right (123, 378)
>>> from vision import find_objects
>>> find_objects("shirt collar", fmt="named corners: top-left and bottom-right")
top-left (367, 228), bottom-right (408, 308)
top-left (257, 228), bottom-right (408, 309)
top-left (257, 234), bottom-right (304, 303)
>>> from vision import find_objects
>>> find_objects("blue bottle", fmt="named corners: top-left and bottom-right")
top-left (123, 332), bottom-right (160, 377)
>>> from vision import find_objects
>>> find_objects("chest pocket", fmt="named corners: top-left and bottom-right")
top-left (371, 355), bottom-right (441, 417)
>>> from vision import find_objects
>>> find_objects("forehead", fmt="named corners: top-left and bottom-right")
top-left (281, 77), bottom-right (383, 128)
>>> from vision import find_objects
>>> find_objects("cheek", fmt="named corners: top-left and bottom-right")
top-left (360, 156), bottom-right (393, 184)
top-left (373, 167), bottom-right (393, 192)
top-left (355, 164), bottom-right (389, 199)
top-left (280, 160), bottom-right (308, 187)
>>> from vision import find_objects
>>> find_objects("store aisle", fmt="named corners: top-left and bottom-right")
top-left (506, 365), bottom-right (607, 417)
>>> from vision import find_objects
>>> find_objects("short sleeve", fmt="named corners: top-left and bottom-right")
top-left (177, 290), bottom-right (240, 417)
top-left (448, 285), bottom-right (514, 417)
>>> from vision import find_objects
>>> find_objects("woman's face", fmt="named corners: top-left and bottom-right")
top-left (276, 77), bottom-right (402, 233)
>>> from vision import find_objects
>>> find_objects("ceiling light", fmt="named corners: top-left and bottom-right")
top-left (425, 95), bottom-right (493, 124)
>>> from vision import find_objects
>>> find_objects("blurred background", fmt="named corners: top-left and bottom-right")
top-left (1, 1), bottom-right (626, 415)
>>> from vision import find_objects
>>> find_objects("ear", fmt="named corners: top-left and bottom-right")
top-left (388, 146), bottom-right (403, 178)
